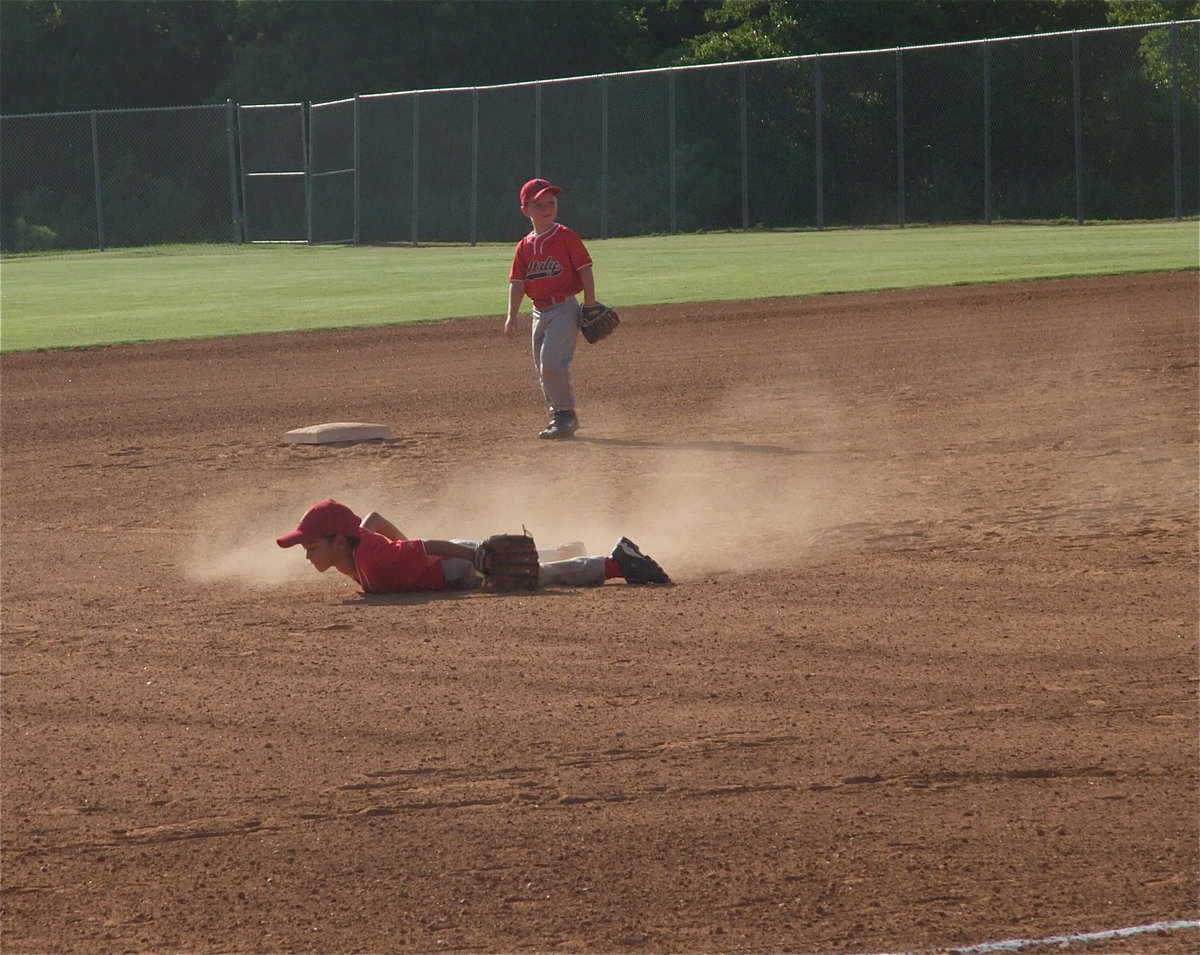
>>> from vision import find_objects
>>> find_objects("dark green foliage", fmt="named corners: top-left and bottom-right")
top-left (7, 0), bottom-right (1192, 114)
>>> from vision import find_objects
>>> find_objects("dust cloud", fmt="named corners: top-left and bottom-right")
top-left (183, 380), bottom-right (906, 589)
top-left (182, 287), bottom-right (1194, 593)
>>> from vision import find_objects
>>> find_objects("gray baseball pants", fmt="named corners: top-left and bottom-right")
top-left (531, 297), bottom-right (580, 413)
top-left (538, 556), bottom-right (607, 587)
top-left (442, 543), bottom-right (606, 589)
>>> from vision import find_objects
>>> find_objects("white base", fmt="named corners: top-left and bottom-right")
top-left (284, 422), bottom-right (391, 445)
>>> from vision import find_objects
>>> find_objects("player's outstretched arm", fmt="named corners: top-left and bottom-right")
top-left (422, 540), bottom-right (478, 561)
top-left (360, 511), bottom-right (407, 542)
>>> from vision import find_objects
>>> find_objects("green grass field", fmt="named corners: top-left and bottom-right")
top-left (1, 222), bottom-right (1195, 352)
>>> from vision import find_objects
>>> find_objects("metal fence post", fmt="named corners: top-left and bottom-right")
top-left (471, 88), bottom-right (479, 247)
top-left (815, 55), bottom-right (824, 232)
top-left (534, 83), bottom-right (542, 176)
top-left (225, 99), bottom-right (242, 244)
top-left (1171, 22), bottom-right (1183, 222)
top-left (983, 41), bottom-right (992, 225)
top-left (354, 95), bottom-right (361, 245)
top-left (740, 63), bottom-right (749, 230)
top-left (896, 49), bottom-right (906, 228)
top-left (1072, 32), bottom-right (1084, 225)
top-left (601, 76), bottom-right (609, 239)
top-left (236, 105), bottom-right (249, 240)
top-left (669, 70), bottom-right (677, 235)
top-left (90, 110), bottom-right (105, 251)
top-left (411, 93), bottom-right (420, 245)
top-left (303, 101), bottom-right (313, 245)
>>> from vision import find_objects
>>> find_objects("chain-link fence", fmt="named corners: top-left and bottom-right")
top-left (1, 103), bottom-right (238, 251)
top-left (2, 22), bottom-right (1196, 253)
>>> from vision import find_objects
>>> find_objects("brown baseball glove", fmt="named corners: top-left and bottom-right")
top-left (579, 302), bottom-right (620, 343)
top-left (473, 532), bottom-right (540, 592)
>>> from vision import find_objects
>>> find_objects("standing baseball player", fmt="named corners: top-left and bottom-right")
top-left (504, 178), bottom-right (598, 440)
top-left (277, 499), bottom-right (671, 594)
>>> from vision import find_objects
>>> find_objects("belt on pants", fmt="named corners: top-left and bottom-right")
top-left (534, 294), bottom-right (572, 309)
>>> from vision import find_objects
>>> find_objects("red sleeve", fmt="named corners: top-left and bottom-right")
top-left (352, 536), bottom-right (447, 593)
top-left (509, 236), bottom-right (531, 282)
top-left (563, 228), bottom-right (592, 272)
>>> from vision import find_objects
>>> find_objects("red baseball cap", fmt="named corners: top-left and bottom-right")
top-left (277, 499), bottom-right (364, 548)
top-left (520, 178), bottom-right (561, 206)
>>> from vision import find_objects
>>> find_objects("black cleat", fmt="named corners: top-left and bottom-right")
top-left (539, 410), bottom-right (579, 439)
top-left (611, 537), bottom-right (671, 584)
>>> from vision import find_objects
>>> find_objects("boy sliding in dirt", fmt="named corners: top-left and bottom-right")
top-left (277, 499), bottom-right (670, 593)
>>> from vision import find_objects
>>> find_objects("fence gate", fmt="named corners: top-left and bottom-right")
top-left (237, 103), bottom-right (308, 243)
top-left (308, 97), bottom-right (357, 244)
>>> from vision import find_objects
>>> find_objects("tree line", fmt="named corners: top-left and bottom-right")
top-left (2, 0), bottom-right (1195, 116)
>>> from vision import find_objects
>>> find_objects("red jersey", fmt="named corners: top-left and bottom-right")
top-left (346, 534), bottom-right (449, 593)
top-left (509, 223), bottom-right (593, 309)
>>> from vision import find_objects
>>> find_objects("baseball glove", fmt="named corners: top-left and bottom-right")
top-left (473, 531), bottom-right (540, 592)
top-left (579, 302), bottom-right (620, 344)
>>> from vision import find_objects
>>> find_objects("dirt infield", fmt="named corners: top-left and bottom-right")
top-left (2, 272), bottom-right (1197, 954)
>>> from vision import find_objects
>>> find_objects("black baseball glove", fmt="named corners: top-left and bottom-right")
top-left (473, 532), bottom-right (540, 592)
top-left (579, 302), bottom-right (620, 344)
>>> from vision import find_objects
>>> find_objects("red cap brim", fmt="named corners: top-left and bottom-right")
top-left (277, 529), bottom-right (306, 548)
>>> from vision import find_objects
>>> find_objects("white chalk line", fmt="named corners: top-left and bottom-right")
top-left (872, 918), bottom-right (1199, 955)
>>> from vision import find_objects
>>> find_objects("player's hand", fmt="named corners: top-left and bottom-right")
top-left (503, 316), bottom-right (517, 340)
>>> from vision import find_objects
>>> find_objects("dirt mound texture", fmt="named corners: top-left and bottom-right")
top-left (2, 272), bottom-right (1197, 954)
